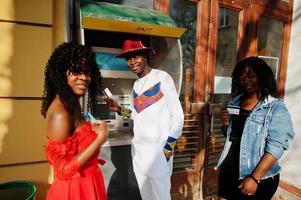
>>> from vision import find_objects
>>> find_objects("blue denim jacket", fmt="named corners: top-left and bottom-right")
top-left (216, 94), bottom-right (295, 180)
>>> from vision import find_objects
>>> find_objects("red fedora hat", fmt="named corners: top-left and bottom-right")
top-left (116, 40), bottom-right (154, 57)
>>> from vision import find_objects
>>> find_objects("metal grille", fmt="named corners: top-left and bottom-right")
top-left (207, 115), bottom-right (226, 167)
top-left (203, 104), bottom-right (227, 200)
top-left (173, 113), bottom-right (200, 173)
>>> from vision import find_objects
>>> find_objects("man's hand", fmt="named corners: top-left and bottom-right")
top-left (163, 148), bottom-right (173, 162)
top-left (163, 136), bottom-right (177, 162)
top-left (105, 98), bottom-right (121, 113)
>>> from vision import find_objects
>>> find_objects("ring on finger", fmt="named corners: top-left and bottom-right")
top-left (164, 149), bottom-right (173, 157)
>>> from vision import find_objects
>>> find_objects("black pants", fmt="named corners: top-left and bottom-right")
top-left (218, 145), bottom-right (279, 200)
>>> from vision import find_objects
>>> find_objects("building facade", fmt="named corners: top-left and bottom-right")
top-left (0, 0), bottom-right (300, 199)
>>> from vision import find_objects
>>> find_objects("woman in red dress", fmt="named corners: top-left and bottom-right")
top-left (41, 42), bottom-right (107, 200)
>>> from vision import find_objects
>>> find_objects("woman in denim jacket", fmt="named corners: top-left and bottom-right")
top-left (217, 57), bottom-right (295, 200)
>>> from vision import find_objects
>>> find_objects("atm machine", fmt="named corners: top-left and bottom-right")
top-left (73, 0), bottom-right (186, 198)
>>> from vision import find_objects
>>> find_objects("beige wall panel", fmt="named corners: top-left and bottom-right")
top-left (0, 23), bottom-right (52, 97)
top-left (0, 99), bottom-right (46, 164)
top-left (0, 0), bottom-right (52, 24)
top-left (53, 0), bottom-right (67, 45)
top-left (0, 162), bottom-right (50, 200)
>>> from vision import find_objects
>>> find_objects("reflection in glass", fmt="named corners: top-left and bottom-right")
top-left (219, 8), bottom-right (230, 28)
top-left (257, 17), bottom-right (284, 80)
top-left (213, 94), bottom-right (231, 106)
top-left (215, 7), bottom-right (239, 78)
top-left (170, 0), bottom-right (197, 100)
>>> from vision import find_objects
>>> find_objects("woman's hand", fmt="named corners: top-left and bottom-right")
top-left (238, 177), bottom-right (258, 196)
top-left (220, 111), bottom-right (229, 137)
top-left (77, 121), bottom-right (108, 166)
top-left (92, 121), bottom-right (108, 141)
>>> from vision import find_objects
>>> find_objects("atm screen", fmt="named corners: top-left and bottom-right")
top-left (94, 103), bottom-right (116, 120)
top-left (92, 47), bottom-right (136, 79)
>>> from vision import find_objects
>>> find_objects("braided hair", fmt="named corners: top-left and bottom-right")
top-left (231, 56), bottom-right (277, 101)
top-left (41, 42), bottom-right (101, 118)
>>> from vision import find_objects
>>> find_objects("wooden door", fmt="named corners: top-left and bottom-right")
top-left (155, 0), bottom-right (293, 199)
top-left (203, 0), bottom-right (293, 199)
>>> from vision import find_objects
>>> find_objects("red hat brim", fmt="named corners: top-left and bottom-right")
top-left (116, 47), bottom-right (154, 58)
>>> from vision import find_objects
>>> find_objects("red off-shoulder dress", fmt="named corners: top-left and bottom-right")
top-left (46, 122), bottom-right (107, 200)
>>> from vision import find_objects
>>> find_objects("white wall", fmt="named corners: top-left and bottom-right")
top-left (281, 0), bottom-right (301, 188)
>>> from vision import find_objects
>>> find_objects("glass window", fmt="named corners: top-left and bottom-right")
top-left (215, 7), bottom-right (240, 78)
top-left (170, 0), bottom-right (197, 100)
top-left (257, 17), bottom-right (284, 80)
top-left (169, 0), bottom-right (198, 174)
top-left (219, 8), bottom-right (230, 28)
top-left (214, 7), bottom-right (239, 104)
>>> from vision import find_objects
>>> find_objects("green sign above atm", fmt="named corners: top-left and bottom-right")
top-left (80, 1), bottom-right (186, 38)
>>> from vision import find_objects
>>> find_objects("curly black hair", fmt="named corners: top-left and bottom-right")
top-left (231, 56), bottom-right (277, 100)
top-left (41, 42), bottom-right (102, 118)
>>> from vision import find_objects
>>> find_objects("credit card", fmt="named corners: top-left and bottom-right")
top-left (227, 105), bottom-right (240, 115)
top-left (103, 88), bottom-right (113, 98)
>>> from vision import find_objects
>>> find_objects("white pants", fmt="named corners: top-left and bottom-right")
top-left (135, 167), bottom-right (171, 200)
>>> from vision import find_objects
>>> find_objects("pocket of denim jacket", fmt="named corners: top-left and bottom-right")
top-left (248, 115), bottom-right (265, 135)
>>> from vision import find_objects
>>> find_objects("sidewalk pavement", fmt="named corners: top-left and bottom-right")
top-left (273, 187), bottom-right (301, 200)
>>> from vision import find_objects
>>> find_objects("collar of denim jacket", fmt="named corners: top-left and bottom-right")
top-left (229, 94), bottom-right (276, 108)
top-left (261, 95), bottom-right (276, 107)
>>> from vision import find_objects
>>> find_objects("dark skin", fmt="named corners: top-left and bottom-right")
top-left (105, 53), bottom-right (152, 113)
top-left (46, 72), bottom-right (107, 167)
top-left (125, 54), bottom-right (151, 78)
top-left (218, 66), bottom-right (277, 199)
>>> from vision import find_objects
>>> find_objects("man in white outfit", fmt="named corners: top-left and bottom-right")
top-left (106, 39), bottom-right (184, 200)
